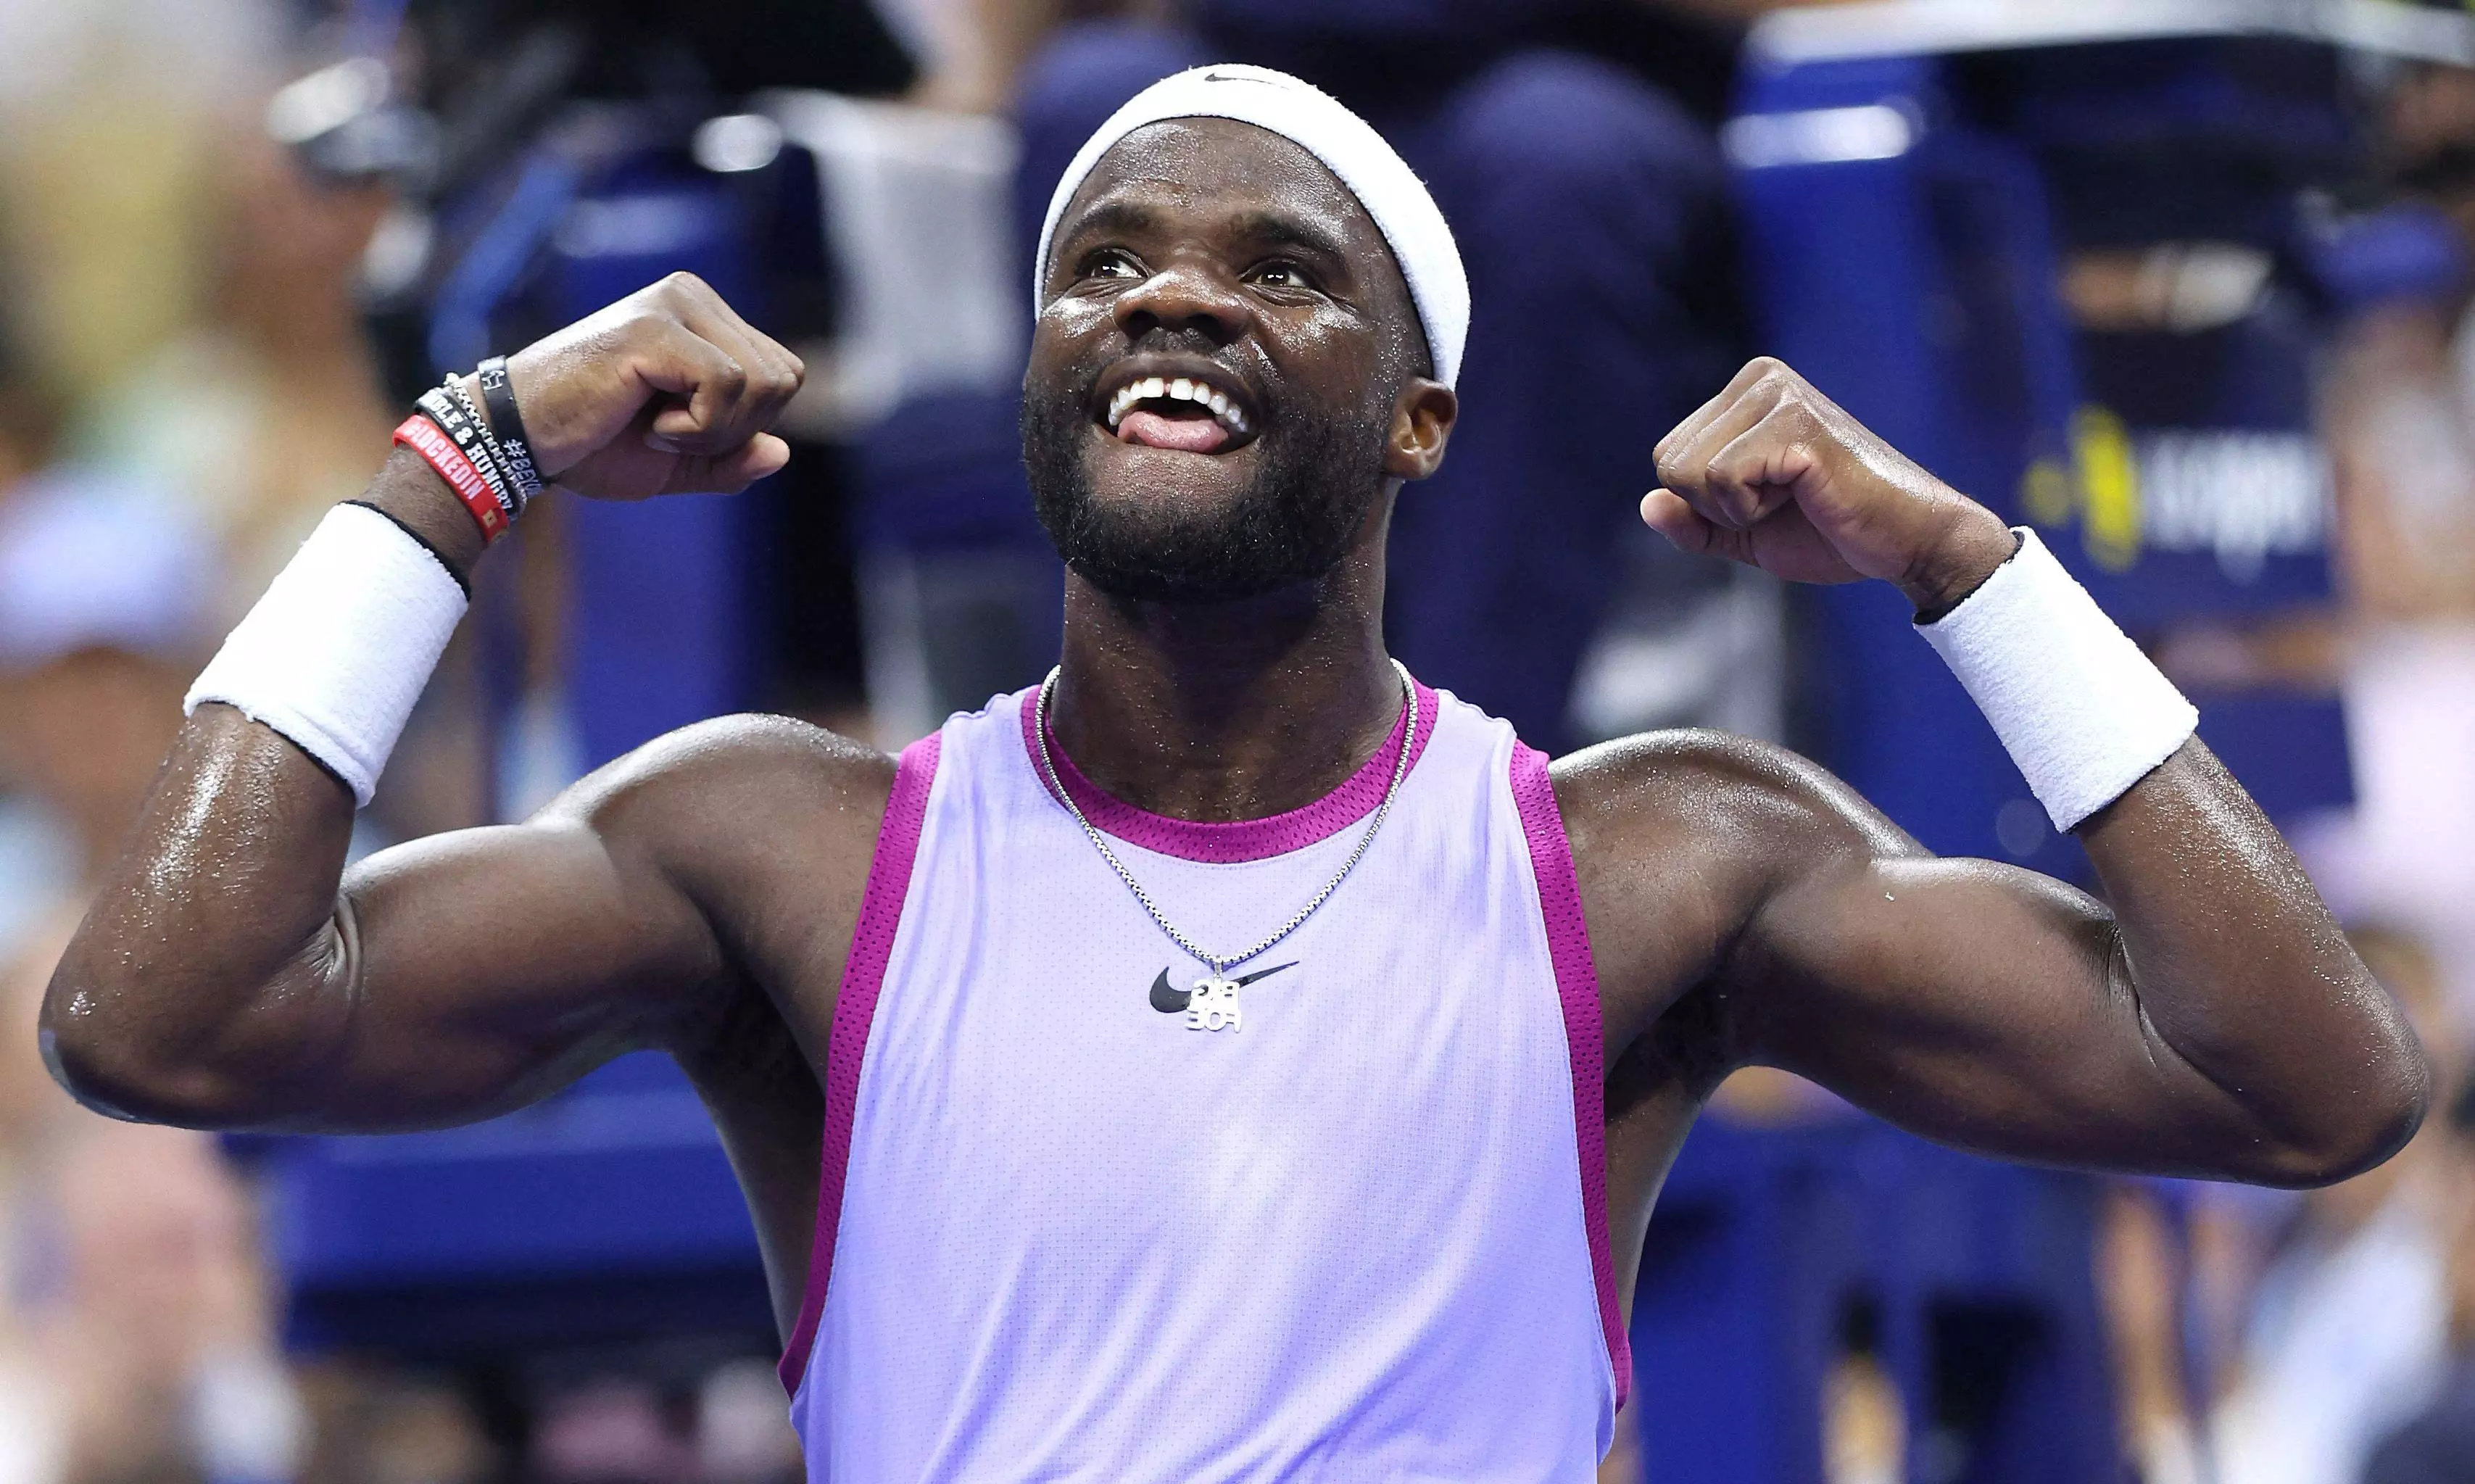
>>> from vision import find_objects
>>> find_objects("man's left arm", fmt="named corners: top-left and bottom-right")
top-left (1617, 358), bottom-right (2428, 1185)
top-left (1696, 734), bottom-right (2419, 1183)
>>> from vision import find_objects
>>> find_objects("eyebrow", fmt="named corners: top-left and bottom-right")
top-left (1222, 211), bottom-right (1354, 274)
top-left (1056, 200), bottom-right (1359, 281)
top-left (1061, 200), bottom-right (1164, 248)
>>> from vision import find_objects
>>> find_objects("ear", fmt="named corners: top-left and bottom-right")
top-left (1382, 379), bottom-right (1457, 481)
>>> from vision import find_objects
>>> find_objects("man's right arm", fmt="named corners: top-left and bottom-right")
top-left (42, 275), bottom-right (856, 1133)
top-left (53, 687), bottom-right (695, 1131)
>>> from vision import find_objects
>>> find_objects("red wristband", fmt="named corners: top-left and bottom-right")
top-left (394, 414), bottom-right (510, 542)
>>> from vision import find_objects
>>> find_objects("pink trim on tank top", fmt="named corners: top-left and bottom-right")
top-left (779, 731), bottom-right (942, 1398)
top-left (1019, 678), bottom-right (1441, 863)
top-left (1507, 742), bottom-right (1633, 1414)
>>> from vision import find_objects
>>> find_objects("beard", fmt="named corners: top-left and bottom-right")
top-left (1021, 368), bottom-right (1393, 604)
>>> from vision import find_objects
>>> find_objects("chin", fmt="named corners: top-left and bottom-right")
top-left (1043, 457), bottom-right (1341, 605)
top-left (1024, 380), bottom-right (1382, 603)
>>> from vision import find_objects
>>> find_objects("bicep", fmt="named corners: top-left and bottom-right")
top-left (1731, 851), bottom-right (2254, 1176)
top-left (270, 813), bottom-right (726, 1132)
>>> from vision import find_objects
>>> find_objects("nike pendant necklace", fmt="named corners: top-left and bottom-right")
top-left (1033, 662), bottom-right (1417, 1032)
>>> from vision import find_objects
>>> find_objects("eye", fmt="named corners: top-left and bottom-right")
top-left (1080, 249), bottom-right (1145, 282)
top-left (1245, 259), bottom-right (1317, 290)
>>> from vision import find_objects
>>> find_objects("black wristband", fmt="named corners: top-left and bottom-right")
top-left (441, 378), bottom-right (526, 517)
top-left (342, 499), bottom-right (474, 599)
top-left (415, 386), bottom-right (518, 522)
top-left (475, 356), bottom-right (544, 499)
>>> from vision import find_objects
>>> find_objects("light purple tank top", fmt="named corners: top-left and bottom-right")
top-left (779, 681), bottom-right (1629, 1480)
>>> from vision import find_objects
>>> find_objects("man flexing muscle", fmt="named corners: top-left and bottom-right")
top-left (43, 67), bottom-right (2424, 1480)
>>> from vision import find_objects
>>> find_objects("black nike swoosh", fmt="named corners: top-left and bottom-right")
top-left (1149, 961), bottom-right (1298, 1013)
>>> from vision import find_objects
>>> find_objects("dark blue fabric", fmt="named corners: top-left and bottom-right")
top-left (1006, 25), bottom-right (1741, 750)
top-left (2305, 202), bottom-right (2468, 315)
top-left (2365, 1361), bottom-right (2475, 1484)
top-left (1375, 51), bottom-right (1740, 752)
top-left (855, 390), bottom-right (1048, 555)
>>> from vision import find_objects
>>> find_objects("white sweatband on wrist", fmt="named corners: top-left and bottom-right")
top-left (183, 503), bottom-right (468, 807)
top-left (1917, 528), bottom-right (2199, 832)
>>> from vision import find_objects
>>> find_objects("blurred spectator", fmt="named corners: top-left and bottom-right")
top-left (1, 0), bottom-right (494, 845)
top-left (695, 1360), bottom-right (805, 1484)
top-left (0, 0), bottom-right (402, 642)
top-left (87, 125), bottom-right (398, 621)
top-left (523, 1364), bottom-right (802, 1484)
top-left (2300, 59), bottom-right (2475, 1033)
top-left (926, 0), bottom-right (1786, 116)
top-left (0, 467), bottom-right (306, 1484)
top-left (532, 1379), bottom-right (696, 1484)
top-left (0, 0), bottom-right (276, 415)
top-left (0, 33), bottom-right (353, 1446)
top-left (291, 1363), bottom-right (497, 1484)
top-left (0, 473), bottom-right (210, 876)
top-left (65, 120), bottom-right (399, 629)
top-left (2138, 52), bottom-right (2475, 1484)
top-left (2206, 928), bottom-right (2461, 1484)
top-left (2360, 1077), bottom-right (2475, 1484)
top-left (2100, 1181), bottom-right (2208, 1484)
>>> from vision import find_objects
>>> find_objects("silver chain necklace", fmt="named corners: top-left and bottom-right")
top-left (1033, 662), bottom-right (1417, 1031)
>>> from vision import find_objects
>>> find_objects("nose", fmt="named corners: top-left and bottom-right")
top-left (1111, 259), bottom-right (1255, 345)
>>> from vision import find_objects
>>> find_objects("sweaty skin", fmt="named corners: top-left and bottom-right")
top-left (43, 122), bottom-right (2426, 1354)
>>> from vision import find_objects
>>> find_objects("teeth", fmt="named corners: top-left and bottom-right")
top-left (1103, 373), bottom-right (1251, 436)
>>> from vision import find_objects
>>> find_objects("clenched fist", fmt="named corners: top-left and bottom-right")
top-left (1642, 357), bottom-right (2018, 615)
top-left (493, 272), bottom-right (805, 502)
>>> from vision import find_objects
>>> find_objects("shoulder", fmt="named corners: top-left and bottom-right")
top-left (1546, 729), bottom-right (1920, 1043)
top-left (1549, 728), bottom-right (1915, 871)
top-left (541, 713), bottom-right (900, 876)
top-left (539, 716), bottom-right (905, 1048)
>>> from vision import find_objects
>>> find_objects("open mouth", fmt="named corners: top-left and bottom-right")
top-left (1095, 362), bottom-right (1258, 455)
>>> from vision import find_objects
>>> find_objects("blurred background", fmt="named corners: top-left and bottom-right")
top-left (0, 0), bottom-right (2471, 1480)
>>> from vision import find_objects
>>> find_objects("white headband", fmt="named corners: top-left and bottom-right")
top-left (1032, 64), bottom-right (1469, 389)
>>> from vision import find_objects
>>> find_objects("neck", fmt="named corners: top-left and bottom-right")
top-left (1048, 545), bottom-right (1401, 823)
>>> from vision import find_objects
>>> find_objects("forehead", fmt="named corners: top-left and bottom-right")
top-left (1052, 117), bottom-right (1389, 269)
